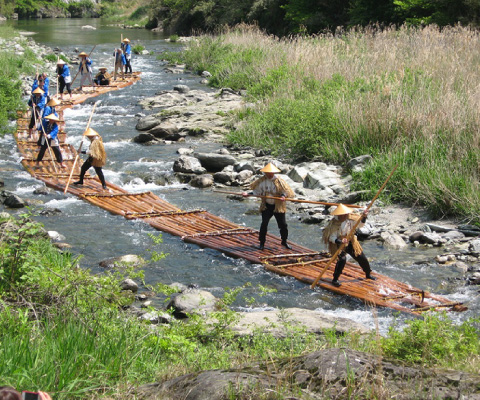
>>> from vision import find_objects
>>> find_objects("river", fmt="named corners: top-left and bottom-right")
top-left (2, 18), bottom-right (478, 333)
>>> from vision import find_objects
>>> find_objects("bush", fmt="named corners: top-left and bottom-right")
top-left (382, 313), bottom-right (480, 370)
top-left (132, 44), bottom-right (145, 54)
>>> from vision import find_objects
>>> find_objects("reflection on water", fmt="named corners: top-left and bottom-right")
top-left (2, 18), bottom-right (478, 333)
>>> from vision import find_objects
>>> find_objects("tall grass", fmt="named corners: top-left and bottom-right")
top-left (166, 24), bottom-right (480, 222)
top-left (0, 26), bottom-right (37, 136)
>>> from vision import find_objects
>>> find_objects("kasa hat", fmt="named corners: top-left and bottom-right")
top-left (123, 38), bottom-right (130, 43)
top-left (57, 59), bottom-right (66, 65)
top-left (260, 162), bottom-right (281, 174)
top-left (99, 67), bottom-right (108, 71)
top-left (83, 127), bottom-right (100, 137)
top-left (47, 98), bottom-right (61, 106)
top-left (32, 87), bottom-right (44, 94)
top-left (79, 52), bottom-right (88, 57)
top-left (44, 114), bottom-right (60, 122)
top-left (330, 204), bottom-right (353, 216)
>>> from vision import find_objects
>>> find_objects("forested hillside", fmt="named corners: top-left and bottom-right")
top-left (149, 0), bottom-right (480, 35)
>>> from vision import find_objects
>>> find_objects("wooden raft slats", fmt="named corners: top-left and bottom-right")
top-left (13, 72), bottom-right (465, 315)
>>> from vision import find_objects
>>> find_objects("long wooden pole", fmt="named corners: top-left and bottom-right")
top-left (213, 190), bottom-right (363, 208)
top-left (71, 45), bottom-right (96, 87)
top-left (63, 101), bottom-right (98, 194)
top-left (310, 165), bottom-right (398, 289)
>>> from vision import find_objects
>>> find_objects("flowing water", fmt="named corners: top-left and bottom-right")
top-left (2, 18), bottom-right (478, 333)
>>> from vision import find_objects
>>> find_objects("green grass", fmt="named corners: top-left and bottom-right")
top-left (0, 28), bottom-right (38, 136)
top-left (1, 213), bottom-right (480, 398)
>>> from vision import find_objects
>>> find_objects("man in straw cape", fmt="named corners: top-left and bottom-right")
top-left (74, 128), bottom-right (108, 190)
top-left (322, 204), bottom-right (376, 287)
top-left (243, 162), bottom-right (295, 250)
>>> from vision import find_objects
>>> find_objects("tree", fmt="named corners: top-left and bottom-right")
top-left (348, 0), bottom-right (399, 26)
top-left (282, 0), bottom-right (350, 33)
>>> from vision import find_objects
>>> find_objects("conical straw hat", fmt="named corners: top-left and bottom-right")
top-left (32, 87), bottom-right (44, 94)
top-left (79, 52), bottom-right (88, 57)
top-left (57, 59), bottom-right (66, 65)
top-left (330, 204), bottom-right (353, 216)
top-left (44, 114), bottom-right (60, 122)
top-left (47, 98), bottom-right (61, 106)
top-left (260, 163), bottom-right (281, 174)
top-left (83, 127), bottom-right (100, 137)
top-left (123, 38), bottom-right (130, 42)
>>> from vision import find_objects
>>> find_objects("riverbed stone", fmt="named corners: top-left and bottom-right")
top-left (167, 288), bottom-right (218, 318)
top-left (173, 156), bottom-right (206, 174)
top-left (99, 254), bottom-right (146, 269)
top-left (135, 115), bottom-right (161, 131)
top-left (148, 122), bottom-right (179, 139)
top-left (288, 165), bottom-right (309, 183)
top-left (136, 347), bottom-right (480, 400)
top-left (468, 239), bottom-right (480, 255)
top-left (121, 278), bottom-right (138, 293)
top-left (2, 192), bottom-right (25, 208)
top-left (173, 84), bottom-right (190, 93)
top-left (190, 174), bottom-right (214, 188)
top-left (194, 152), bottom-right (236, 172)
top-left (213, 171), bottom-right (236, 184)
top-left (133, 132), bottom-right (157, 143)
top-left (380, 232), bottom-right (408, 249)
top-left (231, 308), bottom-right (369, 337)
top-left (347, 154), bottom-right (372, 171)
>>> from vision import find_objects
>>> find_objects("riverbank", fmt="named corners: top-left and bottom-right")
top-left (162, 24), bottom-right (480, 224)
top-left (2, 26), bottom-right (480, 400)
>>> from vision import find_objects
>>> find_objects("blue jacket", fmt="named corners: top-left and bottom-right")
top-left (32, 77), bottom-right (50, 97)
top-left (58, 64), bottom-right (71, 78)
top-left (122, 43), bottom-right (131, 56)
top-left (43, 106), bottom-right (58, 118)
top-left (28, 94), bottom-right (46, 110)
top-left (41, 121), bottom-right (59, 140)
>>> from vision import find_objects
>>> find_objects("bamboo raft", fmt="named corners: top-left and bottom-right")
top-left (14, 73), bottom-right (467, 315)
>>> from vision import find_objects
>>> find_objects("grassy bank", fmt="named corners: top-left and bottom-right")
top-left (1, 212), bottom-right (480, 399)
top-left (164, 24), bottom-right (480, 223)
top-left (0, 25), bottom-right (36, 136)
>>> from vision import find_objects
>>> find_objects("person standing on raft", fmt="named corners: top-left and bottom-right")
top-left (78, 51), bottom-right (95, 91)
top-left (28, 87), bottom-right (46, 137)
top-left (322, 204), bottom-right (376, 287)
top-left (35, 114), bottom-right (66, 169)
top-left (243, 162), bottom-right (295, 250)
top-left (74, 128), bottom-right (108, 190)
top-left (56, 59), bottom-right (72, 100)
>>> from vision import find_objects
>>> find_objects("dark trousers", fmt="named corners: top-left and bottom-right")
top-left (37, 143), bottom-right (63, 163)
top-left (259, 203), bottom-right (288, 244)
top-left (59, 77), bottom-right (72, 95)
top-left (78, 157), bottom-right (106, 186)
top-left (125, 59), bottom-right (132, 73)
top-left (333, 242), bottom-right (371, 280)
top-left (29, 108), bottom-right (42, 129)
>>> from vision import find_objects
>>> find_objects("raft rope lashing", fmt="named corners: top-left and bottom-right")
top-left (182, 227), bottom-right (256, 240)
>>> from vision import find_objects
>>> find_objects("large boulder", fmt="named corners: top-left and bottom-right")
top-left (166, 288), bottom-right (218, 318)
top-left (194, 152), bottom-right (236, 172)
top-left (231, 308), bottom-right (369, 337)
top-left (99, 254), bottom-right (146, 269)
top-left (173, 156), bottom-right (206, 174)
top-left (190, 174), bottom-right (214, 188)
top-left (136, 115), bottom-right (161, 131)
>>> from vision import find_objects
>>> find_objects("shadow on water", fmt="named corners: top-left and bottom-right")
top-left (2, 18), bottom-right (478, 334)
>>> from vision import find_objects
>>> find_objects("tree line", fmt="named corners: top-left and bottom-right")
top-left (150, 0), bottom-right (480, 35)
